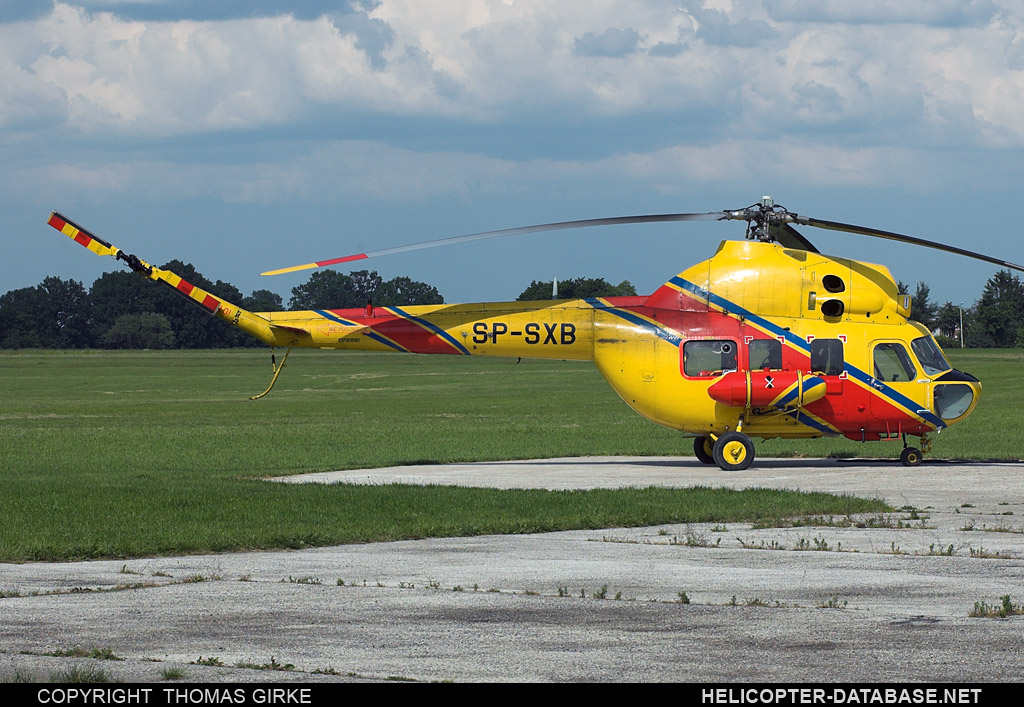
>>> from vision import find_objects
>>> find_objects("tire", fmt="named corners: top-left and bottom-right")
top-left (900, 447), bottom-right (922, 467)
top-left (713, 431), bottom-right (754, 471)
top-left (694, 436), bottom-right (716, 465)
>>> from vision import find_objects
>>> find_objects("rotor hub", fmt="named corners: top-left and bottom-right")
top-left (722, 196), bottom-right (802, 243)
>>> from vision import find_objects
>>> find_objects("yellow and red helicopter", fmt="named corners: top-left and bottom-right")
top-left (47, 197), bottom-right (1022, 471)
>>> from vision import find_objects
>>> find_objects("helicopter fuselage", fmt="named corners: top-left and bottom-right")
top-left (249, 239), bottom-right (980, 444)
top-left (46, 210), bottom-right (988, 467)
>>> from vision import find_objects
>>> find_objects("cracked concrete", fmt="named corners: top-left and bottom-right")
top-left (2, 457), bottom-right (1022, 682)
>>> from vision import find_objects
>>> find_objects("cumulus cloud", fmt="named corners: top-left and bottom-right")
top-left (0, 3), bottom-right (461, 137)
top-left (763, 0), bottom-right (1000, 27)
top-left (692, 8), bottom-right (777, 47)
top-left (2, 140), bottom-right (517, 203)
top-left (4, 0), bottom-right (1024, 203)
top-left (0, 135), bottom-right (985, 210)
top-left (0, 0), bottom-right (1021, 150)
top-left (573, 27), bottom-right (643, 57)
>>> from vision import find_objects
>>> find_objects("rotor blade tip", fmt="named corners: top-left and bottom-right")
top-left (261, 253), bottom-right (369, 276)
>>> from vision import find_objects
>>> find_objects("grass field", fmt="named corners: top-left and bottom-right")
top-left (1, 347), bottom-right (1018, 562)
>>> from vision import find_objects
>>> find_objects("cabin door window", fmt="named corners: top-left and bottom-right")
top-left (748, 339), bottom-right (782, 370)
top-left (809, 339), bottom-right (844, 377)
top-left (682, 340), bottom-right (738, 377)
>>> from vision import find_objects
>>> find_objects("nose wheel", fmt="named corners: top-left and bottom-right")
top-left (899, 446), bottom-right (922, 467)
top-left (899, 433), bottom-right (925, 467)
top-left (713, 431), bottom-right (755, 471)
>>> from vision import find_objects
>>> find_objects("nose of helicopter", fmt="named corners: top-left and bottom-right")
top-left (932, 370), bottom-right (981, 425)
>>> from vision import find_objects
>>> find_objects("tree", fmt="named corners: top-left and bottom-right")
top-left (935, 301), bottom-right (962, 341)
top-left (373, 276), bottom-right (444, 306)
top-left (517, 277), bottom-right (637, 301)
top-left (156, 260), bottom-right (226, 349)
top-left (102, 313), bottom-right (176, 349)
top-left (911, 281), bottom-right (937, 331)
top-left (89, 262), bottom-right (257, 348)
top-left (0, 286), bottom-right (45, 348)
top-left (88, 270), bottom-right (162, 340)
top-left (0, 277), bottom-right (92, 348)
top-left (968, 270), bottom-right (1024, 348)
top-left (289, 269), bottom-right (379, 310)
top-left (243, 289), bottom-right (285, 312)
top-left (289, 269), bottom-right (443, 309)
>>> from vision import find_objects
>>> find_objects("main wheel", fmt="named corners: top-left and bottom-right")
top-left (713, 431), bottom-right (754, 471)
top-left (694, 436), bottom-right (716, 464)
top-left (900, 447), bottom-right (922, 467)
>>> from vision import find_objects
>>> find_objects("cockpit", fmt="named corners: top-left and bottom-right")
top-left (909, 334), bottom-right (977, 422)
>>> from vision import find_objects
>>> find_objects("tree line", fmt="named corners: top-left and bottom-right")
top-left (2, 263), bottom-right (1020, 349)
top-left (0, 264), bottom-right (635, 349)
top-left (900, 272), bottom-right (1024, 348)
top-left (0, 264), bottom-right (444, 350)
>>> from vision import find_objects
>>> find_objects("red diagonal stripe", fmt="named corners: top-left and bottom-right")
top-left (325, 308), bottom-right (460, 355)
top-left (317, 253), bottom-right (368, 267)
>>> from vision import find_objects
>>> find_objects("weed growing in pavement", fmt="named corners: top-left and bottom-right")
top-left (192, 656), bottom-right (224, 667)
top-left (969, 595), bottom-right (1023, 618)
top-left (818, 596), bottom-right (849, 609)
top-left (236, 656), bottom-right (295, 672)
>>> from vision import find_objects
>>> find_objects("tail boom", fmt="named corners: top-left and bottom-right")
top-left (262, 301), bottom-right (597, 360)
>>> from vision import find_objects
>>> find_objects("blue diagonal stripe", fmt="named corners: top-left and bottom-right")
top-left (585, 298), bottom-right (682, 347)
top-left (315, 309), bottom-right (408, 353)
top-left (667, 276), bottom-right (945, 430)
top-left (387, 305), bottom-right (470, 355)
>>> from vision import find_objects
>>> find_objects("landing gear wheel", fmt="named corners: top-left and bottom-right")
top-left (713, 431), bottom-right (754, 471)
top-left (694, 436), bottom-right (716, 465)
top-left (900, 447), bottom-right (922, 467)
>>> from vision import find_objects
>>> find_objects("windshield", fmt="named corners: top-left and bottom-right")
top-left (911, 336), bottom-right (952, 376)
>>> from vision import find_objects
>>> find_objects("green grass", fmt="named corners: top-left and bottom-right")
top-left (2, 347), bottom-right (1015, 562)
top-left (910, 349), bottom-right (1024, 460)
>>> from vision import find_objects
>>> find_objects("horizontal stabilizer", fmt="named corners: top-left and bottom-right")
top-left (270, 323), bottom-right (311, 335)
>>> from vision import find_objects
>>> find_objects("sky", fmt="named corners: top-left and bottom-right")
top-left (3, 0), bottom-right (1024, 308)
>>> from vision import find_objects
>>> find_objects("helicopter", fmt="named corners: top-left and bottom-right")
top-left (46, 197), bottom-right (1024, 471)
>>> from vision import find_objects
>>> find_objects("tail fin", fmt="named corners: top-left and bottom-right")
top-left (47, 212), bottom-right (298, 348)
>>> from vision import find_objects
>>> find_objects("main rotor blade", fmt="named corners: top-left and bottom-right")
top-left (798, 216), bottom-right (1024, 273)
top-left (772, 224), bottom-right (819, 253)
top-left (261, 212), bottom-right (728, 276)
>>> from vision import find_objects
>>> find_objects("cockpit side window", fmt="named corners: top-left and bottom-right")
top-left (911, 336), bottom-right (952, 376)
top-left (873, 342), bottom-right (917, 382)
